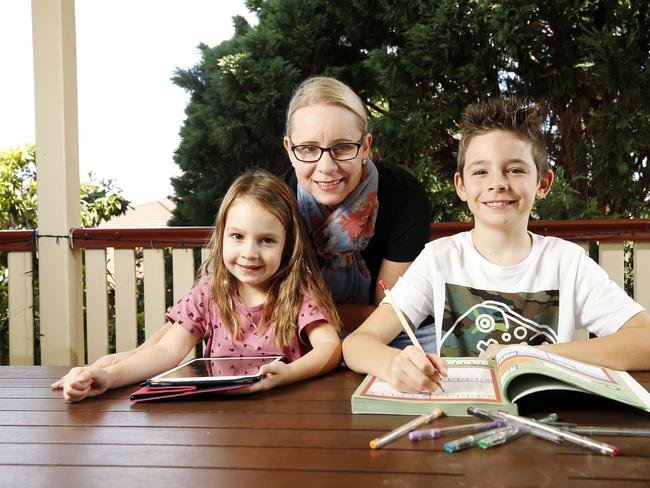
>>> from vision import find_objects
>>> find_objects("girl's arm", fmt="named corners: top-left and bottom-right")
top-left (96, 322), bottom-right (173, 365)
top-left (51, 322), bottom-right (173, 389)
top-left (481, 311), bottom-right (650, 370)
top-left (246, 321), bottom-right (342, 393)
top-left (62, 322), bottom-right (196, 403)
top-left (342, 304), bottom-right (447, 393)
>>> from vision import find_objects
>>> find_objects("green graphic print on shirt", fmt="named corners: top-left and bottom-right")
top-left (440, 284), bottom-right (560, 357)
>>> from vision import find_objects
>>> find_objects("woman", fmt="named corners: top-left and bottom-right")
top-left (282, 76), bottom-right (433, 339)
top-left (52, 77), bottom-right (434, 385)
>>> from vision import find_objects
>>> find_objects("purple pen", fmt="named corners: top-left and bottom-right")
top-left (409, 420), bottom-right (502, 441)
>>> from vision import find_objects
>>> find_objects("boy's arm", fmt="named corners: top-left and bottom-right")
top-left (342, 304), bottom-right (446, 393)
top-left (540, 311), bottom-right (650, 370)
top-left (246, 321), bottom-right (342, 392)
top-left (343, 304), bottom-right (403, 375)
top-left (482, 311), bottom-right (650, 370)
top-left (337, 304), bottom-right (377, 335)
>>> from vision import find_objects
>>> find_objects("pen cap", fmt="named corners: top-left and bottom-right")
top-left (409, 429), bottom-right (438, 441)
top-left (467, 407), bottom-right (499, 421)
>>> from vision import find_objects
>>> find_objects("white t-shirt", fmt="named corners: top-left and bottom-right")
top-left (390, 231), bottom-right (644, 357)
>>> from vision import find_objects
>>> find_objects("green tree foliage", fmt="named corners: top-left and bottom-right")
top-left (0, 144), bottom-right (131, 364)
top-left (171, 0), bottom-right (649, 224)
top-left (0, 144), bottom-right (131, 229)
top-left (170, 0), bottom-right (378, 225)
top-left (0, 146), bottom-right (38, 229)
top-left (484, 0), bottom-right (650, 218)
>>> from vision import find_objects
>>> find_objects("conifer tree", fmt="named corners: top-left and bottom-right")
top-left (171, 0), bottom-right (649, 224)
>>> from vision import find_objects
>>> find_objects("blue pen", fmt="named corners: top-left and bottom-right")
top-left (443, 428), bottom-right (501, 453)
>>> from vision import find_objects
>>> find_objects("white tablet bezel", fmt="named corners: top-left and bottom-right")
top-left (147, 356), bottom-right (284, 386)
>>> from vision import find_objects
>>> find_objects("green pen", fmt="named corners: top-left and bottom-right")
top-left (478, 413), bottom-right (560, 450)
top-left (443, 428), bottom-right (501, 453)
top-left (495, 410), bottom-right (618, 457)
top-left (477, 424), bottom-right (520, 449)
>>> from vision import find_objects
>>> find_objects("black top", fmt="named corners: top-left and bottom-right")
top-left (285, 161), bottom-right (432, 303)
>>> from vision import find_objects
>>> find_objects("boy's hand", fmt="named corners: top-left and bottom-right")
top-left (62, 366), bottom-right (112, 403)
top-left (237, 361), bottom-right (293, 394)
top-left (384, 345), bottom-right (448, 394)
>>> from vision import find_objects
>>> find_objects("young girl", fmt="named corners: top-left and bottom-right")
top-left (61, 170), bottom-right (342, 403)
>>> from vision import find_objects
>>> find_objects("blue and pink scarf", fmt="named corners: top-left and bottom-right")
top-left (297, 160), bottom-right (379, 304)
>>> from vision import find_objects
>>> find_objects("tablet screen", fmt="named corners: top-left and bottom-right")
top-left (148, 356), bottom-right (283, 386)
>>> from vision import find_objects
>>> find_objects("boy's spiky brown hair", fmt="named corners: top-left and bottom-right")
top-left (457, 96), bottom-right (550, 179)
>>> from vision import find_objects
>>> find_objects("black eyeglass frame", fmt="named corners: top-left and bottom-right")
top-left (289, 136), bottom-right (365, 163)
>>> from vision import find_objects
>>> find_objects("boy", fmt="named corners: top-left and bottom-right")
top-left (342, 97), bottom-right (650, 394)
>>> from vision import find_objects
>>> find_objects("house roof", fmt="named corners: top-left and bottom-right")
top-left (98, 198), bottom-right (175, 228)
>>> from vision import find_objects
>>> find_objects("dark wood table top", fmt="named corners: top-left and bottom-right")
top-left (1, 366), bottom-right (649, 488)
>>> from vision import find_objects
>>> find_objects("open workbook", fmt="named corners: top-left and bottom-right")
top-left (351, 345), bottom-right (650, 416)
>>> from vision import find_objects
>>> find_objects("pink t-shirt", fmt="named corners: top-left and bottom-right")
top-left (166, 279), bottom-right (328, 362)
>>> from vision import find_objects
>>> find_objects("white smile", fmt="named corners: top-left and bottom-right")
top-left (483, 200), bottom-right (514, 208)
top-left (316, 178), bottom-right (344, 189)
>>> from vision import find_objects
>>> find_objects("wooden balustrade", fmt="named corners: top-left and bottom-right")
top-left (1, 220), bottom-right (650, 365)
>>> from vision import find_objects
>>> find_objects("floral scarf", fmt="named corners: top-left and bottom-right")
top-left (297, 160), bottom-right (379, 303)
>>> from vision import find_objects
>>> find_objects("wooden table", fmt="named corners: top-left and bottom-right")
top-left (1, 366), bottom-right (649, 487)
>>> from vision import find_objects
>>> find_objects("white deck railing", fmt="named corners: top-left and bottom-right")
top-left (1, 221), bottom-right (649, 365)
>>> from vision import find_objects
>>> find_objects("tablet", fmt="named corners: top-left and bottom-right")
top-left (146, 356), bottom-right (284, 387)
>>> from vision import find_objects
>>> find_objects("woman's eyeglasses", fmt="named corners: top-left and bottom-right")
top-left (290, 137), bottom-right (364, 163)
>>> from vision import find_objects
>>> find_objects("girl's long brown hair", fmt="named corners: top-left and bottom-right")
top-left (200, 169), bottom-right (341, 348)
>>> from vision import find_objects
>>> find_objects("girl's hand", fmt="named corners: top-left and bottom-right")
top-left (241, 361), bottom-right (293, 394)
top-left (383, 345), bottom-right (448, 394)
top-left (62, 366), bottom-right (112, 403)
top-left (51, 351), bottom-right (135, 390)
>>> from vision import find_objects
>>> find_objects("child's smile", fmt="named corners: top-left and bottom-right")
top-left (222, 197), bottom-right (286, 303)
top-left (455, 129), bottom-right (552, 230)
top-left (483, 199), bottom-right (516, 208)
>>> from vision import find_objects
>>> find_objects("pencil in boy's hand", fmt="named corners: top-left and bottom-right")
top-left (378, 279), bottom-right (445, 393)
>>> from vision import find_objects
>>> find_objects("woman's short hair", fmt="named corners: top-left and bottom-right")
top-left (285, 76), bottom-right (368, 136)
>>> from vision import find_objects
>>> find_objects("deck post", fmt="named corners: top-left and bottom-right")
top-left (32, 0), bottom-right (84, 365)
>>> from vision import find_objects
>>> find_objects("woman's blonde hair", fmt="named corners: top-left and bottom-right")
top-left (285, 76), bottom-right (368, 137)
top-left (200, 169), bottom-right (340, 348)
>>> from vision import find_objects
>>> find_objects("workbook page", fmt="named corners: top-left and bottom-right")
top-left (362, 358), bottom-right (502, 402)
